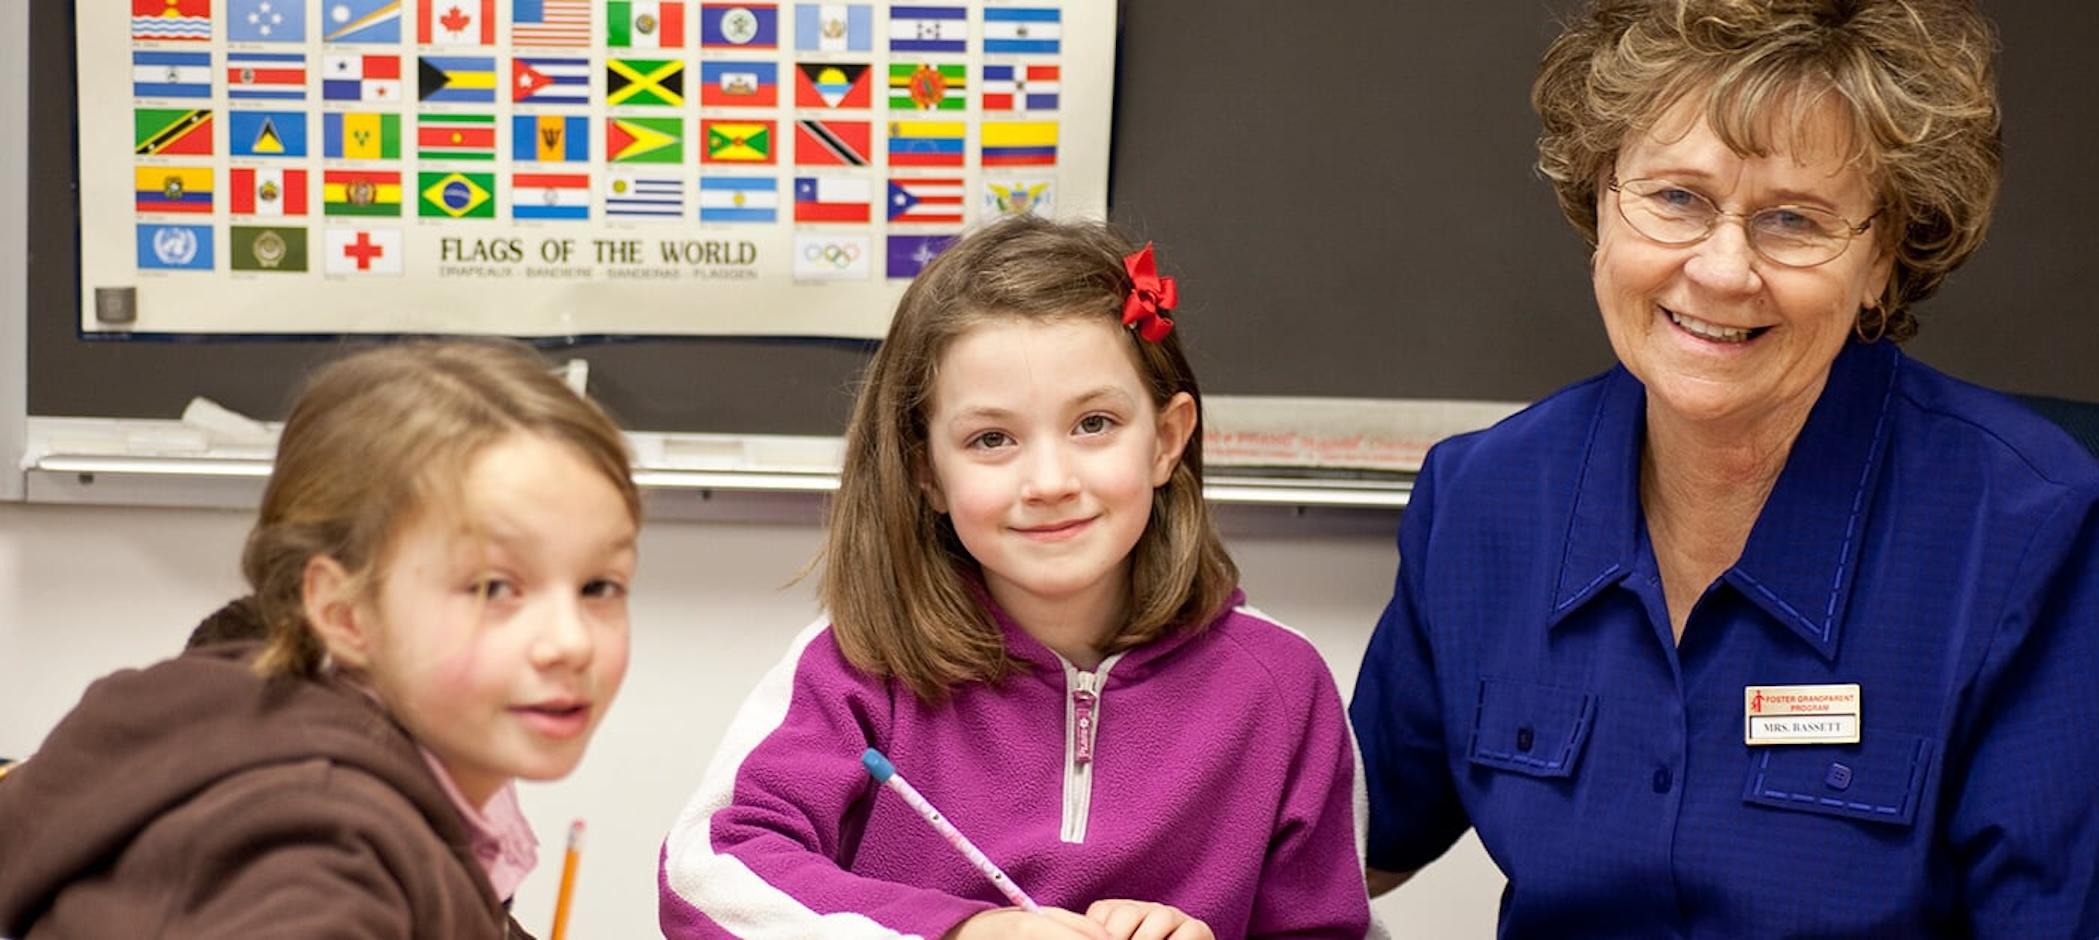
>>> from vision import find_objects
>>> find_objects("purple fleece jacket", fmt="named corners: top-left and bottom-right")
top-left (660, 590), bottom-right (1371, 938)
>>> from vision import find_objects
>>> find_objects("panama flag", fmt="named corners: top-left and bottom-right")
top-left (323, 54), bottom-right (403, 102)
top-left (230, 167), bottom-right (309, 216)
top-left (794, 62), bottom-right (869, 109)
top-left (133, 51), bottom-right (211, 99)
top-left (793, 176), bottom-right (870, 222)
top-left (982, 7), bottom-right (1059, 55)
top-left (607, 0), bottom-right (685, 48)
top-left (886, 177), bottom-right (961, 224)
top-left (132, 0), bottom-right (212, 42)
top-left (794, 3), bottom-right (870, 52)
top-left (513, 173), bottom-right (591, 220)
top-left (698, 176), bottom-right (777, 222)
top-left (421, 0), bottom-right (495, 44)
top-left (513, 56), bottom-right (591, 104)
top-left (324, 228), bottom-right (404, 274)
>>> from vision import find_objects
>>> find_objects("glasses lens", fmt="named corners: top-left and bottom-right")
top-left (1618, 180), bottom-right (1712, 244)
top-left (1750, 207), bottom-right (1848, 266)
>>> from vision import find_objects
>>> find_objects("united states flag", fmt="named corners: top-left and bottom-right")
top-left (513, 0), bottom-right (591, 46)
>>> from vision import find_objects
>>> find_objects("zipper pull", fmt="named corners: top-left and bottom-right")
top-left (1073, 688), bottom-right (1096, 766)
top-left (1072, 670), bottom-right (1099, 767)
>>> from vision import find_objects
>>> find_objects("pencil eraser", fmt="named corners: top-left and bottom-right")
top-left (861, 748), bottom-right (895, 782)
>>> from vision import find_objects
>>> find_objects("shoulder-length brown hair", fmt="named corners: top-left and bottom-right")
top-left (1533, 0), bottom-right (2002, 341)
top-left (245, 340), bottom-right (639, 678)
top-left (822, 217), bottom-right (1238, 702)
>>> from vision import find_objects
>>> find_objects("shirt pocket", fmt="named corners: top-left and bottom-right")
top-left (1465, 677), bottom-right (1598, 779)
top-left (1741, 731), bottom-right (1934, 827)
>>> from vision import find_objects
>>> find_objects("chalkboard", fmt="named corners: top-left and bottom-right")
top-left (28, 1), bottom-right (2099, 436)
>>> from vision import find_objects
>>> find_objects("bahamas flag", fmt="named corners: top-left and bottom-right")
top-left (134, 109), bottom-right (213, 156)
top-left (418, 56), bottom-right (498, 103)
top-left (703, 119), bottom-right (774, 164)
top-left (606, 116), bottom-right (683, 163)
top-left (512, 114), bottom-right (590, 162)
top-left (134, 166), bottom-right (214, 214)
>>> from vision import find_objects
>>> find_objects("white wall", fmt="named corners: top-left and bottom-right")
top-left (0, 501), bottom-right (1502, 937)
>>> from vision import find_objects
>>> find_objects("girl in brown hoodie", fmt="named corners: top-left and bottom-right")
top-left (0, 341), bottom-right (640, 939)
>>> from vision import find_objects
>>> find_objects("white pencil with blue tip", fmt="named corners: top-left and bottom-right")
top-left (861, 748), bottom-right (1043, 913)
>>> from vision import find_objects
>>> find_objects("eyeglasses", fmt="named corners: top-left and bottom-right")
top-left (1608, 175), bottom-right (1879, 268)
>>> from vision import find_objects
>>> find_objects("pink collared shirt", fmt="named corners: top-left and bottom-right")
top-left (419, 749), bottom-right (540, 902)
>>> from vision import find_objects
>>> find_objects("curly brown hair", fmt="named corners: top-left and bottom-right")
top-left (1533, 0), bottom-right (2002, 341)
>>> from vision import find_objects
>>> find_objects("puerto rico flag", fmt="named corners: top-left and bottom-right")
top-left (886, 177), bottom-right (962, 223)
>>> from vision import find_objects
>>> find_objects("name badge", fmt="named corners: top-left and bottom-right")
top-left (1744, 683), bottom-right (1860, 746)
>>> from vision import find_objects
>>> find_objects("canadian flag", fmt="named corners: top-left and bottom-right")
top-left (420, 0), bottom-right (495, 45)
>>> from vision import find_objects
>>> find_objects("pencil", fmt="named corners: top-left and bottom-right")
top-left (550, 819), bottom-right (584, 940)
top-left (860, 748), bottom-right (1042, 912)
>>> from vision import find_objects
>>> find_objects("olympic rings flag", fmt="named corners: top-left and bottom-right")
top-left (83, 0), bottom-right (1112, 337)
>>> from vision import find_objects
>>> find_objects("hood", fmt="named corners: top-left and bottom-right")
top-left (0, 624), bottom-right (481, 931)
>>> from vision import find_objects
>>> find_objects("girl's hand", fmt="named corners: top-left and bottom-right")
top-left (1084, 900), bottom-right (1215, 940)
top-left (946, 908), bottom-right (1113, 940)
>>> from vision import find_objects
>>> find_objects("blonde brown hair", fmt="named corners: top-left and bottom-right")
top-left (1533, 0), bottom-right (2001, 341)
top-left (245, 340), bottom-right (639, 677)
top-left (822, 217), bottom-right (1239, 702)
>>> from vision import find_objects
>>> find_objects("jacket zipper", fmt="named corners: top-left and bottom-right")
top-left (1059, 654), bottom-right (1123, 844)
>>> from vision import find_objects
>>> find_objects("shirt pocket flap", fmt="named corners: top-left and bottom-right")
top-left (1466, 677), bottom-right (1598, 779)
top-left (1741, 732), bottom-right (1933, 827)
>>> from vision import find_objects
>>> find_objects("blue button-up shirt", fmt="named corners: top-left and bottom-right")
top-left (1352, 341), bottom-right (2099, 937)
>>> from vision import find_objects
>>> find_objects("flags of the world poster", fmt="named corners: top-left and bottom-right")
top-left (606, 173), bottom-right (685, 220)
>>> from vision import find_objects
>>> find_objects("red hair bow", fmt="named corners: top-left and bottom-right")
top-left (1121, 242), bottom-right (1177, 343)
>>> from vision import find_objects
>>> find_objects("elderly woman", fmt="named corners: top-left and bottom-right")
top-left (1350, 0), bottom-right (2099, 935)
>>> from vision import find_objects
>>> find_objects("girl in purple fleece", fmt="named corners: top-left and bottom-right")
top-left (660, 218), bottom-right (1373, 940)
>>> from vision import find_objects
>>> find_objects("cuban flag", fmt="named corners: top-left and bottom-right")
top-left (513, 56), bottom-right (591, 104)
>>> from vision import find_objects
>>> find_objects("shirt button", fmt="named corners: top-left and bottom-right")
top-left (1825, 762), bottom-right (1854, 791)
top-left (1515, 726), bottom-right (1535, 753)
top-left (1652, 766), bottom-right (1673, 794)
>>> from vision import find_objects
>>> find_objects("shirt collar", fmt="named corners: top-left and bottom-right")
top-left (1549, 340), bottom-right (1903, 662)
top-left (418, 748), bottom-right (541, 902)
